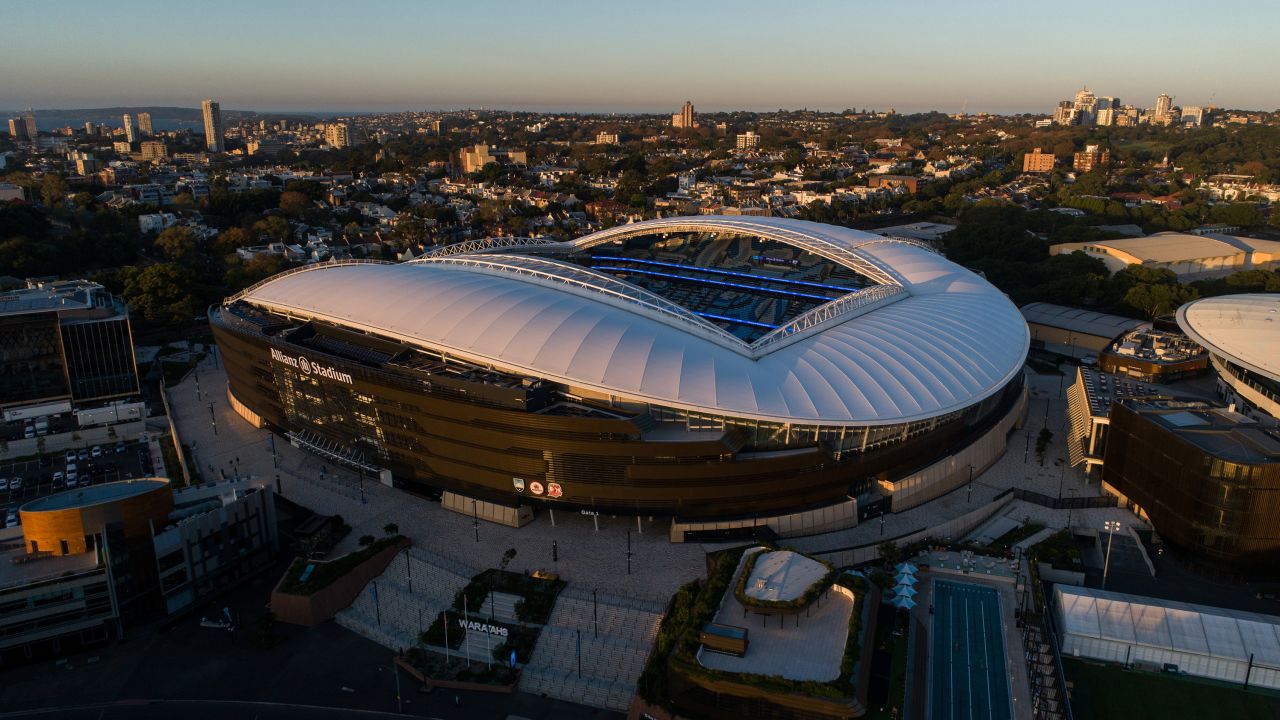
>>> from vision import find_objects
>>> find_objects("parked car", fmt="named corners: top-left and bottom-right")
top-left (4, 510), bottom-right (17, 526)
top-left (52, 470), bottom-right (64, 484)
top-left (23, 425), bottom-right (35, 439)
top-left (65, 451), bottom-right (77, 464)
top-left (115, 442), bottom-right (126, 455)
top-left (91, 446), bottom-right (103, 459)
top-left (7, 478), bottom-right (20, 491)
top-left (66, 476), bottom-right (78, 489)
top-left (77, 449), bottom-right (89, 461)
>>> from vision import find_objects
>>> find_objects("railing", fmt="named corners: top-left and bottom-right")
top-left (417, 235), bottom-right (566, 258)
top-left (1011, 488), bottom-right (1117, 510)
top-left (751, 285), bottom-right (905, 353)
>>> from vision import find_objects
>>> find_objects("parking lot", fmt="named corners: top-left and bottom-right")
top-left (1, 439), bottom-right (154, 528)
top-left (1, 412), bottom-right (75, 442)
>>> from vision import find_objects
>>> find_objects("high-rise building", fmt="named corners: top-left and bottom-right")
top-left (7, 117), bottom-right (27, 141)
top-left (1155, 93), bottom-right (1173, 122)
top-left (672, 100), bottom-right (696, 129)
top-left (1072, 87), bottom-right (1098, 126)
top-left (201, 99), bottom-right (224, 153)
top-left (459, 144), bottom-right (528, 174)
top-left (1181, 106), bottom-right (1206, 127)
top-left (1022, 147), bottom-right (1056, 173)
top-left (23, 109), bottom-right (37, 139)
top-left (1073, 145), bottom-right (1110, 173)
top-left (137, 112), bottom-right (153, 136)
top-left (83, 121), bottom-right (96, 136)
top-left (735, 130), bottom-right (760, 150)
top-left (1053, 101), bottom-right (1077, 126)
top-left (324, 123), bottom-right (350, 149)
top-left (122, 114), bottom-right (136, 144)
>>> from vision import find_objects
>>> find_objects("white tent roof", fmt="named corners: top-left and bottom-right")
top-left (237, 217), bottom-right (1028, 426)
top-left (1056, 585), bottom-right (1280, 665)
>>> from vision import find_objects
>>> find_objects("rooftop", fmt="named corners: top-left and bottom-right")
top-left (1120, 398), bottom-right (1280, 463)
top-left (1056, 232), bottom-right (1280, 264)
top-left (0, 279), bottom-right (123, 317)
top-left (21, 478), bottom-right (169, 513)
top-left (0, 545), bottom-right (101, 590)
top-left (1177, 294), bottom-right (1280, 383)
top-left (233, 216), bottom-right (1029, 426)
top-left (742, 550), bottom-right (828, 603)
top-left (1021, 302), bottom-right (1149, 340)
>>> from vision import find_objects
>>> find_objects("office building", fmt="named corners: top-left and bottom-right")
top-left (672, 100), bottom-right (696, 129)
top-left (735, 131), bottom-right (760, 150)
top-left (211, 216), bottom-right (1029, 537)
top-left (324, 123), bottom-right (350, 149)
top-left (1181, 106), bottom-right (1206, 127)
top-left (459, 143), bottom-right (528, 174)
top-left (201, 99), bottom-right (224, 153)
top-left (1102, 397), bottom-right (1280, 574)
top-left (1022, 147), bottom-right (1056, 173)
top-left (0, 280), bottom-right (139, 412)
top-left (1177, 294), bottom-right (1280, 425)
top-left (23, 110), bottom-right (37, 139)
top-left (1073, 144), bottom-right (1110, 173)
top-left (1065, 366), bottom-right (1165, 476)
top-left (137, 112), bottom-right (153, 136)
top-left (0, 478), bottom-right (278, 665)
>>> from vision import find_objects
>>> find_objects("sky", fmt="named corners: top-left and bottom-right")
top-left (5, 0), bottom-right (1279, 115)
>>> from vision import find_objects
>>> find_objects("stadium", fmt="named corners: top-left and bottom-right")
top-left (210, 216), bottom-right (1029, 538)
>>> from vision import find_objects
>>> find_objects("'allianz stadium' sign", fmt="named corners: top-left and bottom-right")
top-left (270, 348), bottom-right (353, 385)
top-left (457, 618), bottom-right (509, 638)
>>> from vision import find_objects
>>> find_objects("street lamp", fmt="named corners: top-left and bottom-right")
top-left (967, 464), bottom-right (974, 503)
top-left (1102, 520), bottom-right (1121, 590)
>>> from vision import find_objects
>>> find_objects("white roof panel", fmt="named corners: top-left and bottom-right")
top-left (238, 217), bottom-right (1029, 426)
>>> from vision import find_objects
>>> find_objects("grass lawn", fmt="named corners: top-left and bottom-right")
top-left (1064, 659), bottom-right (1280, 720)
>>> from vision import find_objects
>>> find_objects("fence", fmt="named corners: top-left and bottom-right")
top-left (1012, 488), bottom-right (1118, 511)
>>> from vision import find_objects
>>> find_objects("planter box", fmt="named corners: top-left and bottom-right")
top-left (395, 655), bottom-right (519, 694)
top-left (1037, 562), bottom-right (1085, 586)
top-left (271, 536), bottom-right (411, 627)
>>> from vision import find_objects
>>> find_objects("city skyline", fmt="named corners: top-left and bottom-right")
top-left (5, 0), bottom-right (1279, 114)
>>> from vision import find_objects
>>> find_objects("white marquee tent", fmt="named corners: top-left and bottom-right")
top-left (1056, 585), bottom-right (1280, 690)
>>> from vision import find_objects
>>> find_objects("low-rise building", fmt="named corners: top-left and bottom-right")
top-left (1050, 233), bottom-right (1280, 280)
top-left (1020, 302), bottom-right (1150, 360)
top-left (1022, 147), bottom-right (1056, 173)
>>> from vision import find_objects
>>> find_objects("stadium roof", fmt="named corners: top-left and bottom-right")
top-left (1056, 232), bottom-right (1280, 265)
top-left (1020, 302), bottom-right (1149, 340)
top-left (1056, 585), bottom-right (1280, 667)
top-left (234, 216), bottom-right (1028, 426)
top-left (1177, 294), bottom-right (1280, 383)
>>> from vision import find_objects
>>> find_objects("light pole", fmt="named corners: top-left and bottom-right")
top-left (967, 464), bottom-right (974, 503)
top-left (208, 402), bottom-right (217, 436)
top-left (473, 500), bottom-right (480, 543)
top-left (1102, 520), bottom-right (1121, 590)
top-left (593, 588), bottom-right (599, 639)
top-left (626, 530), bottom-right (632, 575)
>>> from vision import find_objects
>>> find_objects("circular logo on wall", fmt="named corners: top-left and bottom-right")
top-left (547, 482), bottom-right (563, 499)
top-left (298, 357), bottom-right (312, 374)
top-left (529, 481), bottom-right (545, 496)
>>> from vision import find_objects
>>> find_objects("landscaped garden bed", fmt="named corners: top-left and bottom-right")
top-left (277, 535), bottom-right (404, 595)
top-left (398, 647), bottom-right (519, 693)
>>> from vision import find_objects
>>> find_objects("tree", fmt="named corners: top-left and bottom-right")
top-left (154, 225), bottom-right (200, 264)
top-left (358, 535), bottom-right (375, 547)
top-left (40, 174), bottom-right (68, 207)
top-left (213, 227), bottom-right (252, 254)
top-left (252, 215), bottom-right (291, 243)
top-left (383, 523), bottom-right (399, 536)
top-left (279, 190), bottom-right (310, 217)
top-left (878, 541), bottom-right (903, 568)
top-left (121, 263), bottom-right (199, 329)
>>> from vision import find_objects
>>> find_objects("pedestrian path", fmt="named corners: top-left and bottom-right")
top-left (334, 547), bottom-right (477, 655)
top-left (519, 586), bottom-right (665, 711)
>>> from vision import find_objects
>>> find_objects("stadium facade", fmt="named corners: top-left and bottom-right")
top-left (211, 216), bottom-right (1029, 537)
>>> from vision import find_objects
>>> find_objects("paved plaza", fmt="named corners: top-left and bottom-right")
top-left (699, 547), bottom-right (852, 681)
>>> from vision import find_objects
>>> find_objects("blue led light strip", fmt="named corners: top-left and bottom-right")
top-left (591, 266), bottom-right (834, 303)
top-left (693, 311), bottom-right (779, 330)
top-left (589, 255), bottom-right (859, 293)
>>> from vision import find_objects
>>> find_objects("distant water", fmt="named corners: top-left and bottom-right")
top-left (28, 115), bottom-right (205, 133)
